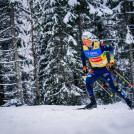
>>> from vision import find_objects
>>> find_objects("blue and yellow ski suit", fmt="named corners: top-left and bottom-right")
top-left (81, 42), bottom-right (127, 100)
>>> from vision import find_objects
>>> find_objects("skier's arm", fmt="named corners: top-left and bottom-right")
top-left (81, 47), bottom-right (88, 73)
top-left (100, 43), bottom-right (114, 63)
top-left (81, 47), bottom-right (86, 67)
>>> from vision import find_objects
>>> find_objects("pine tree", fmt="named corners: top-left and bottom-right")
top-left (38, 0), bottom-right (84, 105)
top-left (123, 0), bottom-right (134, 100)
top-left (15, 0), bottom-right (36, 105)
top-left (0, 0), bottom-right (36, 106)
top-left (0, 0), bottom-right (21, 106)
top-left (0, 0), bottom-right (133, 106)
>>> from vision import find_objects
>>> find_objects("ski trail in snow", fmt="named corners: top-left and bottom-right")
top-left (0, 102), bottom-right (134, 134)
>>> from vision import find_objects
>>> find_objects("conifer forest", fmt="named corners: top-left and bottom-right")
top-left (0, 0), bottom-right (134, 106)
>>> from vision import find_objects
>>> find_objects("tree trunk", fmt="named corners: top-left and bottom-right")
top-left (124, 1), bottom-right (134, 100)
top-left (59, 27), bottom-right (68, 104)
top-left (30, 1), bottom-right (41, 105)
top-left (0, 67), bottom-right (4, 105)
top-left (129, 44), bottom-right (134, 85)
top-left (129, 1), bottom-right (134, 94)
top-left (77, 6), bottom-right (83, 47)
top-left (10, 6), bottom-right (24, 105)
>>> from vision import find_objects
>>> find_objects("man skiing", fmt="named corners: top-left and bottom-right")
top-left (81, 31), bottom-right (132, 109)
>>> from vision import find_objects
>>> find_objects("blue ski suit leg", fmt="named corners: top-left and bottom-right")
top-left (86, 70), bottom-right (100, 97)
top-left (86, 67), bottom-right (127, 100)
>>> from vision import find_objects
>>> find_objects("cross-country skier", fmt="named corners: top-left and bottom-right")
top-left (81, 31), bottom-right (132, 109)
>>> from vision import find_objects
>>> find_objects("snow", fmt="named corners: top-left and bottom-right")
top-left (68, 35), bottom-right (77, 46)
top-left (126, 26), bottom-right (134, 44)
top-left (0, 37), bottom-right (12, 42)
top-left (88, 3), bottom-right (96, 14)
top-left (0, 102), bottom-right (134, 134)
top-left (87, 2), bottom-right (113, 16)
top-left (50, 0), bottom-right (56, 6)
top-left (9, 0), bottom-right (21, 3)
top-left (68, 0), bottom-right (79, 6)
top-left (63, 11), bottom-right (76, 25)
top-left (63, 12), bottom-right (71, 24)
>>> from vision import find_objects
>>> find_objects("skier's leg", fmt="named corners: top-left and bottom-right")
top-left (84, 70), bottom-right (100, 109)
top-left (86, 70), bottom-right (100, 97)
top-left (101, 69), bottom-right (132, 108)
top-left (101, 69), bottom-right (127, 99)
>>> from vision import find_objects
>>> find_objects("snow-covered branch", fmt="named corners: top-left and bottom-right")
top-left (100, 38), bottom-right (125, 41)
top-left (0, 27), bottom-right (11, 35)
top-left (0, 37), bottom-right (12, 42)
top-left (0, 60), bottom-right (26, 64)
top-left (0, 13), bottom-right (8, 18)
top-left (18, 5), bottom-right (31, 14)
top-left (0, 83), bottom-right (17, 86)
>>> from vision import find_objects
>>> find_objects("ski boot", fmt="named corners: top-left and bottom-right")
top-left (84, 96), bottom-right (97, 110)
top-left (77, 96), bottom-right (97, 110)
top-left (125, 97), bottom-right (132, 109)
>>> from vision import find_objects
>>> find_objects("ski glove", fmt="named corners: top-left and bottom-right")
top-left (109, 62), bottom-right (115, 71)
top-left (83, 66), bottom-right (87, 73)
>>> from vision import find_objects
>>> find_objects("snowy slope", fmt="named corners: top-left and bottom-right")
top-left (0, 102), bottom-right (134, 134)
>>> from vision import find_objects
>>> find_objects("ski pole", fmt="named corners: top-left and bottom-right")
top-left (114, 70), bottom-right (134, 89)
top-left (96, 81), bottom-right (113, 97)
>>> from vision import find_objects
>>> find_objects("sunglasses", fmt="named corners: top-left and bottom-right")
top-left (83, 38), bottom-right (92, 42)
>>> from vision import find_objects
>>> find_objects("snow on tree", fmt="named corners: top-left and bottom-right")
top-left (0, 0), bottom-right (134, 106)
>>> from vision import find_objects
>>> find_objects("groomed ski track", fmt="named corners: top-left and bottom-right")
top-left (0, 101), bottom-right (134, 134)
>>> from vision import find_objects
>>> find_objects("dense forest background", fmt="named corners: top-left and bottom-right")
top-left (0, 0), bottom-right (134, 106)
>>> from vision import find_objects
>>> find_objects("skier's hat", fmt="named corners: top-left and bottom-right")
top-left (82, 31), bottom-right (93, 40)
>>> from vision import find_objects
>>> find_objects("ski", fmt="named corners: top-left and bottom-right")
top-left (76, 107), bottom-right (87, 110)
top-left (76, 107), bottom-right (97, 110)
top-left (75, 107), bottom-right (109, 110)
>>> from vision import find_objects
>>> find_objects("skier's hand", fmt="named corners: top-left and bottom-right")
top-left (109, 62), bottom-right (115, 71)
top-left (83, 66), bottom-right (88, 73)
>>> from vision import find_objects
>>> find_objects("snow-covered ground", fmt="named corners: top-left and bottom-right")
top-left (0, 102), bottom-right (134, 134)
